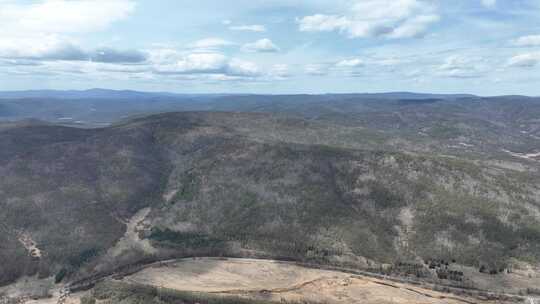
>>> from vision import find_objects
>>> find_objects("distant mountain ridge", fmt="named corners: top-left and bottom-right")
top-left (0, 89), bottom-right (479, 100)
top-left (0, 88), bottom-right (192, 99)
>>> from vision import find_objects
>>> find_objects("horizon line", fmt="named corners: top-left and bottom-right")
top-left (2, 88), bottom-right (538, 98)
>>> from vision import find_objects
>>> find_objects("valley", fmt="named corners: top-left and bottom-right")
top-left (3, 0), bottom-right (540, 302)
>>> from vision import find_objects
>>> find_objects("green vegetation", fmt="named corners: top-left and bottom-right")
top-left (54, 268), bottom-right (67, 284)
top-left (149, 228), bottom-right (224, 249)
top-left (68, 248), bottom-right (100, 268)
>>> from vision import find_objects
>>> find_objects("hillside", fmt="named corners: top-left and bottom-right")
top-left (2, 92), bottom-right (539, 159)
top-left (1, 111), bottom-right (539, 300)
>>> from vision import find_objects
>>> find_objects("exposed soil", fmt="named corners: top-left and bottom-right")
top-left (104, 207), bottom-right (156, 258)
top-left (122, 258), bottom-right (505, 304)
top-left (18, 232), bottom-right (42, 258)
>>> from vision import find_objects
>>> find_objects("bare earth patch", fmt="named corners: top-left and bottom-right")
top-left (162, 189), bottom-right (178, 203)
top-left (18, 232), bottom-right (42, 258)
top-left (104, 207), bottom-right (157, 258)
top-left (122, 258), bottom-right (499, 304)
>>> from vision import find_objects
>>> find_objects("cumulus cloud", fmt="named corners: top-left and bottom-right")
top-left (10, 49), bottom-right (262, 82)
top-left (242, 39), bottom-right (280, 53)
top-left (150, 51), bottom-right (259, 77)
top-left (0, 37), bottom-right (84, 61)
top-left (0, 36), bottom-right (146, 63)
top-left (0, 1), bottom-right (279, 83)
top-left (507, 53), bottom-right (540, 68)
top-left (154, 53), bottom-right (228, 74)
top-left (229, 25), bottom-right (266, 32)
top-left (512, 35), bottom-right (540, 47)
top-left (481, 0), bottom-right (496, 8)
top-left (0, 1), bottom-right (141, 64)
top-left (298, 0), bottom-right (439, 39)
top-left (0, 0), bottom-right (135, 35)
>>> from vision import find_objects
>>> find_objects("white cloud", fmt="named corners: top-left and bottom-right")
top-left (0, 35), bottom-right (145, 63)
top-left (158, 53), bottom-right (228, 74)
top-left (19, 47), bottom-right (263, 82)
top-left (147, 48), bottom-right (184, 65)
top-left (336, 58), bottom-right (363, 68)
top-left (512, 35), bottom-right (540, 47)
top-left (386, 14), bottom-right (440, 39)
top-left (481, 0), bottom-right (496, 8)
top-left (0, 35), bottom-right (76, 60)
top-left (229, 24), bottom-right (266, 32)
top-left (298, 0), bottom-right (439, 39)
top-left (189, 38), bottom-right (234, 49)
top-left (150, 50), bottom-right (260, 77)
top-left (507, 53), bottom-right (540, 68)
top-left (242, 39), bottom-right (280, 53)
top-left (227, 59), bottom-right (260, 76)
top-left (437, 55), bottom-right (484, 78)
top-left (0, 0), bottom-right (135, 35)
top-left (298, 15), bottom-right (349, 32)
top-left (0, 0), bottom-right (138, 65)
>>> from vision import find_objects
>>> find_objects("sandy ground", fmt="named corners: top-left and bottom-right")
top-left (122, 257), bottom-right (501, 304)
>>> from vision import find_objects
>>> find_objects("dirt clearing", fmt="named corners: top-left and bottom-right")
top-left (123, 257), bottom-right (500, 304)
top-left (105, 207), bottom-right (156, 258)
top-left (18, 232), bottom-right (42, 258)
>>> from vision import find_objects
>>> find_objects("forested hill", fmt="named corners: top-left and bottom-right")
top-left (1, 111), bottom-right (539, 291)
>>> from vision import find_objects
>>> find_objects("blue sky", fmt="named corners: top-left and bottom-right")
top-left (1, 0), bottom-right (540, 95)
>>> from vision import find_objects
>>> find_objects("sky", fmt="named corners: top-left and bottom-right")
top-left (1, 0), bottom-right (540, 95)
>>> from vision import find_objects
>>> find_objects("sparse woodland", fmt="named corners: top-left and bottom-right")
top-left (1, 97), bottom-right (540, 297)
